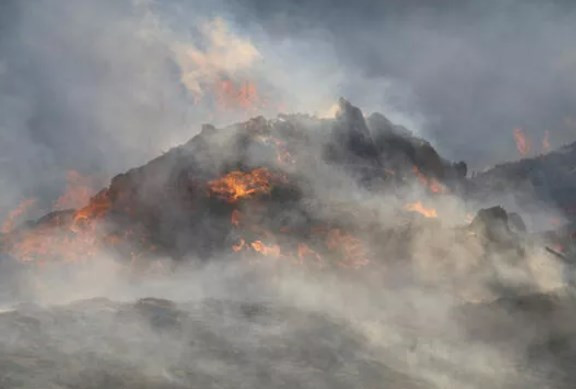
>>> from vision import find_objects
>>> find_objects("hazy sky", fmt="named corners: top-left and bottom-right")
top-left (225, 0), bottom-right (576, 164)
top-left (1, 0), bottom-right (576, 213)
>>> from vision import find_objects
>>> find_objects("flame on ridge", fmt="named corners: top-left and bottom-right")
top-left (513, 128), bottom-right (531, 157)
top-left (412, 166), bottom-right (447, 194)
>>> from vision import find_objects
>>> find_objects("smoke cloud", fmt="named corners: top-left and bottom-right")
top-left (1, 2), bottom-right (575, 387)
top-left (3, 0), bottom-right (576, 216)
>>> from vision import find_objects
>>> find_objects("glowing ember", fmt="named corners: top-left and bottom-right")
top-left (232, 238), bottom-right (246, 252)
top-left (404, 201), bottom-right (438, 219)
top-left (4, 188), bottom-right (112, 264)
top-left (250, 240), bottom-right (281, 257)
top-left (412, 166), bottom-right (447, 194)
top-left (513, 128), bottom-right (531, 156)
top-left (72, 189), bottom-right (111, 227)
top-left (7, 228), bottom-right (100, 263)
top-left (208, 168), bottom-right (273, 203)
top-left (1, 198), bottom-right (37, 234)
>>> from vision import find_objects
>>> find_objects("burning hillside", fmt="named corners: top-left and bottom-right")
top-left (1, 99), bottom-right (576, 388)
top-left (1, 99), bottom-right (565, 294)
top-left (0, 99), bottom-right (468, 270)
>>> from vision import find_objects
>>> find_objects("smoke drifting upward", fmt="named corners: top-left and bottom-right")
top-left (225, 0), bottom-right (576, 165)
top-left (2, 2), bottom-right (576, 386)
top-left (0, 1), bottom-right (574, 275)
top-left (2, 0), bottom-right (576, 219)
top-left (0, 0), bottom-right (275, 218)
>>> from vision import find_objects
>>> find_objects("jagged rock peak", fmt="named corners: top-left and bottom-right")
top-left (336, 97), bottom-right (371, 138)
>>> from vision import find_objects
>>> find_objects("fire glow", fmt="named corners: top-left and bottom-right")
top-left (1, 198), bottom-right (37, 234)
top-left (404, 201), bottom-right (438, 219)
top-left (215, 79), bottom-right (263, 112)
top-left (513, 128), bottom-right (531, 156)
top-left (208, 168), bottom-right (273, 203)
top-left (2, 189), bottom-right (112, 263)
top-left (412, 166), bottom-right (447, 194)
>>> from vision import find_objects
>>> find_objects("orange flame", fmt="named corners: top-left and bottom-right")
top-left (1, 198), bottom-right (37, 234)
top-left (215, 79), bottom-right (263, 112)
top-left (250, 240), bottom-right (281, 257)
top-left (208, 168), bottom-right (273, 203)
top-left (412, 166), bottom-right (447, 194)
top-left (404, 201), bottom-right (438, 218)
top-left (232, 238), bottom-right (246, 252)
top-left (229, 225), bottom-right (370, 269)
top-left (4, 188), bottom-right (112, 263)
top-left (72, 189), bottom-right (111, 228)
top-left (513, 128), bottom-right (531, 156)
top-left (54, 170), bottom-right (96, 210)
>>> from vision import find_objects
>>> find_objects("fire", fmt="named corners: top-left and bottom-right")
top-left (513, 128), bottom-right (531, 156)
top-left (72, 189), bottom-right (111, 227)
top-left (404, 201), bottom-right (438, 219)
top-left (215, 79), bottom-right (263, 112)
top-left (7, 227), bottom-right (100, 263)
top-left (412, 166), bottom-right (447, 194)
top-left (54, 170), bottom-right (96, 210)
top-left (172, 18), bottom-right (261, 102)
top-left (208, 168), bottom-right (273, 203)
top-left (229, 222), bottom-right (368, 268)
top-left (4, 188), bottom-right (112, 264)
top-left (1, 198), bottom-right (37, 234)
top-left (250, 240), bottom-right (281, 257)
top-left (232, 238), bottom-right (246, 252)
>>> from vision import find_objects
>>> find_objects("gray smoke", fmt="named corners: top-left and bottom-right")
top-left (2, 0), bottom-right (576, 215)
top-left (224, 0), bottom-right (576, 166)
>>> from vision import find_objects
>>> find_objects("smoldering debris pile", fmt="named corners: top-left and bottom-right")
top-left (0, 98), bottom-right (468, 267)
top-left (2, 99), bottom-right (576, 388)
top-left (3, 98), bottom-right (573, 296)
top-left (0, 99), bottom-right (568, 294)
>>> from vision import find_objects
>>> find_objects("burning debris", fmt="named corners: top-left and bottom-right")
top-left (0, 99), bottom-right (574, 389)
top-left (0, 99), bottom-right (468, 270)
top-left (208, 168), bottom-right (274, 203)
top-left (0, 98), bottom-right (564, 295)
top-left (404, 201), bottom-right (438, 219)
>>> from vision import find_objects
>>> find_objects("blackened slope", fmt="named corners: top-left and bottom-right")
top-left (469, 141), bottom-right (576, 218)
top-left (4, 101), bottom-right (464, 262)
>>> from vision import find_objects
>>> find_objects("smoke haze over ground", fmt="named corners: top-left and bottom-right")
top-left (1, 1), bottom-right (576, 388)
